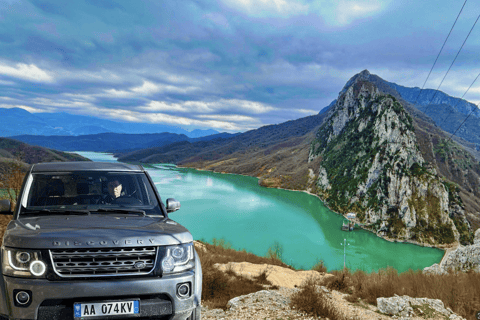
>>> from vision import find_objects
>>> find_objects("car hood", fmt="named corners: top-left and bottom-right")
top-left (2, 215), bottom-right (193, 249)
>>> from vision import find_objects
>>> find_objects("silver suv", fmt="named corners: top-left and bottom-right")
top-left (0, 162), bottom-right (202, 320)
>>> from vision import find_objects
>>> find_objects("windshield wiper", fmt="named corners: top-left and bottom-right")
top-left (91, 208), bottom-right (146, 216)
top-left (23, 209), bottom-right (91, 215)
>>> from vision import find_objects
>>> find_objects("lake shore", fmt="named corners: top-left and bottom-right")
top-left (178, 164), bottom-right (448, 267)
top-left (99, 152), bottom-right (444, 271)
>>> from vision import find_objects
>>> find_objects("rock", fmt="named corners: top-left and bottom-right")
top-left (422, 263), bottom-right (445, 275)
top-left (376, 295), bottom-right (412, 317)
top-left (474, 228), bottom-right (480, 245)
top-left (425, 243), bottom-right (480, 273)
top-left (310, 75), bottom-right (463, 244)
top-left (443, 243), bottom-right (480, 272)
top-left (377, 295), bottom-right (466, 319)
top-left (226, 295), bottom-right (248, 310)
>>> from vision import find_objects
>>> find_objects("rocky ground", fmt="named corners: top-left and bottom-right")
top-left (202, 261), bottom-right (466, 320)
top-left (423, 229), bottom-right (480, 275)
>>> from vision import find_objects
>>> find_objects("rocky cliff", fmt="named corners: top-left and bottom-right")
top-left (309, 74), bottom-right (471, 245)
top-left (117, 70), bottom-right (480, 246)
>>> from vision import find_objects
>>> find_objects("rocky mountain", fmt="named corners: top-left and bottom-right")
top-left (388, 82), bottom-right (480, 118)
top-left (310, 74), bottom-right (477, 245)
top-left (118, 70), bottom-right (480, 246)
top-left (0, 108), bottom-right (218, 138)
top-left (346, 74), bottom-right (480, 152)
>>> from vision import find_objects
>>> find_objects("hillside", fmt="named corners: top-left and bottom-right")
top-left (0, 138), bottom-right (90, 168)
top-left (0, 137), bottom-right (89, 164)
top-left (11, 132), bottom-right (235, 152)
top-left (118, 112), bottom-right (329, 189)
top-left (310, 76), bottom-right (477, 245)
top-left (117, 71), bottom-right (480, 245)
top-left (344, 73), bottom-right (480, 155)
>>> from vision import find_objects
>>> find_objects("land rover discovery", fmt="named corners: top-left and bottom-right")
top-left (0, 162), bottom-right (202, 320)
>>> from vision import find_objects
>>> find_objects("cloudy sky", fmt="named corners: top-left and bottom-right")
top-left (0, 0), bottom-right (479, 133)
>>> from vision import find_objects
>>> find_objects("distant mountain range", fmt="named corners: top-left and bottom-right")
top-left (118, 70), bottom-right (480, 245)
top-left (0, 108), bottom-right (218, 138)
top-left (374, 79), bottom-right (480, 151)
top-left (10, 132), bottom-right (235, 152)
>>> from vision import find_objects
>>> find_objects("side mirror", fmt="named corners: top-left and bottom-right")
top-left (0, 199), bottom-right (12, 215)
top-left (166, 198), bottom-right (181, 213)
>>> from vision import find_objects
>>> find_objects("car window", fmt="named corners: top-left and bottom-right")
top-left (21, 171), bottom-right (163, 216)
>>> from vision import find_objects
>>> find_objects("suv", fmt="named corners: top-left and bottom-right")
top-left (0, 162), bottom-right (202, 320)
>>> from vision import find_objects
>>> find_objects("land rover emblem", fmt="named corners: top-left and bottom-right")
top-left (134, 261), bottom-right (146, 269)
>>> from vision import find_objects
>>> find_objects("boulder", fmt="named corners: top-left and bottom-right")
top-left (377, 295), bottom-right (465, 319)
top-left (474, 228), bottom-right (480, 245)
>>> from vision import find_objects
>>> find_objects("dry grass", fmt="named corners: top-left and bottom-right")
top-left (290, 276), bottom-right (348, 320)
top-left (314, 267), bottom-right (480, 320)
top-left (197, 238), bottom-right (285, 309)
top-left (311, 260), bottom-right (327, 273)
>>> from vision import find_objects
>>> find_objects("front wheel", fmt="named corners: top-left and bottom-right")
top-left (186, 305), bottom-right (201, 320)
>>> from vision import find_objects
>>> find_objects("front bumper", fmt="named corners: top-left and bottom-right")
top-left (2, 272), bottom-right (196, 320)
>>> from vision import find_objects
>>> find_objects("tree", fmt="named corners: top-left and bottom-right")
top-left (0, 156), bottom-right (27, 210)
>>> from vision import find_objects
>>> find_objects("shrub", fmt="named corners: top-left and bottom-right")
top-left (330, 267), bottom-right (480, 319)
top-left (324, 269), bottom-right (352, 293)
top-left (196, 239), bottom-right (288, 309)
top-left (312, 260), bottom-right (327, 273)
top-left (290, 277), bottom-right (347, 319)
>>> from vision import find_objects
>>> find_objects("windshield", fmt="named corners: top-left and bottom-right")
top-left (20, 171), bottom-right (163, 216)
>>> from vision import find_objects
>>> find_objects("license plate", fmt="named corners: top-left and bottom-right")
top-left (74, 300), bottom-right (139, 318)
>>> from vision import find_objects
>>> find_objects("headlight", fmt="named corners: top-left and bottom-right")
top-left (161, 243), bottom-right (194, 274)
top-left (2, 247), bottom-right (47, 278)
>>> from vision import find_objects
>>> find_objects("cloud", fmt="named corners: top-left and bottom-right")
top-left (0, 104), bottom-right (54, 113)
top-left (219, 0), bottom-right (388, 26)
top-left (295, 108), bottom-right (318, 114)
top-left (85, 106), bottom-right (254, 131)
top-left (140, 99), bottom-right (275, 114)
top-left (131, 81), bottom-right (160, 95)
top-left (100, 80), bottom-right (200, 99)
top-left (220, 0), bottom-right (309, 17)
top-left (333, 1), bottom-right (384, 26)
top-left (196, 114), bottom-right (259, 123)
top-left (0, 62), bottom-right (53, 82)
top-left (31, 97), bottom-right (95, 109)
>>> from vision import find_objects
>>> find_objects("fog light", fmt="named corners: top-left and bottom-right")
top-left (29, 260), bottom-right (46, 276)
top-left (15, 291), bottom-right (30, 305)
top-left (177, 283), bottom-right (190, 298)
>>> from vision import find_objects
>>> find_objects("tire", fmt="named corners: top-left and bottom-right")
top-left (187, 305), bottom-right (201, 320)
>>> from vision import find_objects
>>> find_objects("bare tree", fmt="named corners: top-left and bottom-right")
top-left (0, 155), bottom-right (27, 210)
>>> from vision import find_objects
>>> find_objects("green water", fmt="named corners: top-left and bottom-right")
top-left (77, 151), bottom-right (444, 272)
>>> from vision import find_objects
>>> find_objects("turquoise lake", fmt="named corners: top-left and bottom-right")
top-left (78, 151), bottom-right (444, 272)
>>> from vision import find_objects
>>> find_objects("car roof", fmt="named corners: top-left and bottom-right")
top-left (31, 161), bottom-right (145, 173)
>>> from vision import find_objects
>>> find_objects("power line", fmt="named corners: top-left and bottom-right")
top-left (422, 12), bottom-right (480, 116)
top-left (447, 101), bottom-right (480, 143)
top-left (438, 70), bottom-right (480, 128)
top-left (412, 0), bottom-right (467, 106)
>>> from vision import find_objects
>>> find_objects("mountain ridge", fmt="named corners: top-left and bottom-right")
top-left (118, 70), bottom-right (480, 246)
top-left (0, 108), bottom-right (219, 138)
top-left (10, 132), bottom-right (235, 153)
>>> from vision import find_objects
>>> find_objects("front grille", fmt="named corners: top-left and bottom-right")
top-left (49, 247), bottom-right (157, 278)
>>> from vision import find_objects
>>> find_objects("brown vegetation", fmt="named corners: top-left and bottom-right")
top-left (199, 240), bottom-right (479, 319)
top-left (197, 239), bottom-right (286, 309)
top-left (290, 276), bottom-right (348, 320)
top-left (0, 156), bottom-right (27, 210)
top-left (303, 267), bottom-right (480, 320)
